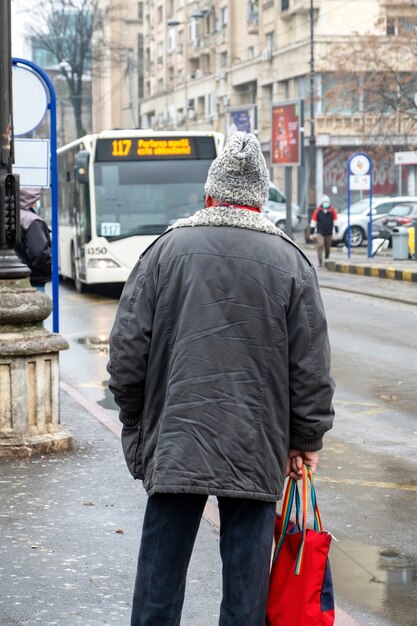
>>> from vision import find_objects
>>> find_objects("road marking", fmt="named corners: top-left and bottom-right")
top-left (334, 400), bottom-right (383, 416)
top-left (386, 268), bottom-right (396, 280)
top-left (79, 381), bottom-right (107, 389)
top-left (403, 271), bottom-right (412, 282)
top-left (316, 475), bottom-right (417, 492)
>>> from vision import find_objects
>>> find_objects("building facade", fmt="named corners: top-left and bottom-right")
top-left (92, 0), bottom-right (417, 211)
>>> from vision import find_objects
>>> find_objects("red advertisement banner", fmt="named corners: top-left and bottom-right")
top-left (271, 101), bottom-right (302, 166)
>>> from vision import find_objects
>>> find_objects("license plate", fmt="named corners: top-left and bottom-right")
top-left (386, 220), bottom-right (397, 227)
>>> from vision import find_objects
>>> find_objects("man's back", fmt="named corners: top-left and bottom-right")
top-left (109, 207), bottom-right (334, 501)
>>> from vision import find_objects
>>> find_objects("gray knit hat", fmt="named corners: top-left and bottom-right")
top-left (205, 132), bottom-right (269, 207)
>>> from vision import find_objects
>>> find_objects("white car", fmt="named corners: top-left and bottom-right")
top-left (263, 182), bottom-right (302, 231)
top-left (336, 196), bottom-right (417, 247)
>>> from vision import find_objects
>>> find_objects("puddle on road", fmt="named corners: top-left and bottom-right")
top-left (76, 335), bottom-right (109, 357)
top-left (331, 539), bottom-right (417, 625)
top-left (97, 380), bottom-right (118, 411)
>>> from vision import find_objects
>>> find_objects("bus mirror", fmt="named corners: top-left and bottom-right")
top-left (75, 150), bottom-right (90, 184)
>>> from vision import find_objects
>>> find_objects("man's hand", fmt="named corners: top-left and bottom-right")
top-left (285, 449), bottom-right (319, 480)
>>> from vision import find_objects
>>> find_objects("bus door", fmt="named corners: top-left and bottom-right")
top-left (73, 151), bottom-right (91, 284)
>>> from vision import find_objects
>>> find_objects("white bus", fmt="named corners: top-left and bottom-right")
top-left (57, 130), bottom-right (224, 292)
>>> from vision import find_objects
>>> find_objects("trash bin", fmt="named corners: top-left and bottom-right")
top-left (391, 226), bottom-right (409, 260)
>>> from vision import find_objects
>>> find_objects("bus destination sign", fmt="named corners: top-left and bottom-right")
top-left (95, 136), bottom-right (216, 161)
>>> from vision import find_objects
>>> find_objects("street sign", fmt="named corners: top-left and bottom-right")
top-left (12, 65), bottom-right (48, 136)
top-left (349, 174), bottom-right (371, 191)
top-left (13, 138), bottom-right (50, 187)
top-left (347, 152), bottom-right (373, 259)
top-left (394, 151), bottom-right (417, 166)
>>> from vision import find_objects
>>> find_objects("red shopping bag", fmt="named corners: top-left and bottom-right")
top-left (266, 464), bottom-right (335, 626)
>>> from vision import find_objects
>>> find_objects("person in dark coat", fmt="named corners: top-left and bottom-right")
top-left (310, 194), bottom-right (339, 267)
top-left (15, 188), bottom-right (52, 291)
top-left (107, 132), bottom-right (335, 626)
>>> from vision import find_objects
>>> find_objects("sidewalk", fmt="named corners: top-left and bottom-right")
top-left (0, 390), bottom-right (223, 626)
top-left (299, 240), bottom-right (417, 283)
top-left (0, 384), bottom-right (364, 626)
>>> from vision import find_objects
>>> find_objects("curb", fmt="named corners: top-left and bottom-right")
top-left (325, 260), bottom-right (417, 282)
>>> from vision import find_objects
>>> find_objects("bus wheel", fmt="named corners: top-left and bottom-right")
top-left (71, 246), bottom-right (85, 294)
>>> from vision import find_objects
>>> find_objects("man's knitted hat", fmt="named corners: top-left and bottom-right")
top-left (205, 132), bottom-right (270, 207)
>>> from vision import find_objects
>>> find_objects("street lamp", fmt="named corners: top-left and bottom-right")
top-left (0, 0), bottom-right (28, 279)
top-left (308, 0), bottom-right (317, 220)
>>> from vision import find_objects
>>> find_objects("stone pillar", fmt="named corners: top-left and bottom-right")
top-left (0, 275), bottom-right (72, 457)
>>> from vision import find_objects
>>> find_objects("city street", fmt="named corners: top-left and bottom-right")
top-left (40, 265), bottom-right (417, 626)
top-left (1, 267), bottom-right (416, 625)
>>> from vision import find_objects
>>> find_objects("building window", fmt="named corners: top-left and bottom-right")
top-left (137, 2), bottom-right (143, 22)
top-left (168, 28), bottom-right (176, 52)
top-left (189, 19), bottom-right (200, 42)
top-left (158, 5), bottom-right (163, 22)
top-left (220, 6), bottom-right (228, 28)
top-left (281, 0), bottom-right (289, 10)
top-left (138, 34), bottom-right (144, 99)
top-left (220, 51), bottom-right (228, 67)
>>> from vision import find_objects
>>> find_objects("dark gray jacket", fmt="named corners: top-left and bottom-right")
top-left (15, 208), bottom-right (52, 285)
top-left (107, 207), bottom-right (334, 502)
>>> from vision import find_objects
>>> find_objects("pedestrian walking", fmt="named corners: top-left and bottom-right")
top-left (107, 132), bottom-right (335, 626)
top-left (310, 194), bottom-right (339, 267)
top-left (15, 188), bottom-right (52, 291)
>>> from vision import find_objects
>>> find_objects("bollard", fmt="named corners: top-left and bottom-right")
top-left (0, 276), bottom-right (72, 458)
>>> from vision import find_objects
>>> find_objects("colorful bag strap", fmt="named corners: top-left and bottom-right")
top-left (273, 464), bottom-right (323, 575)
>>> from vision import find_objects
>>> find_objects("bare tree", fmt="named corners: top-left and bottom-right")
top-left (321, 17), bottom-right (417, 148)
top-left (27, 0), bottom-right (105, 138)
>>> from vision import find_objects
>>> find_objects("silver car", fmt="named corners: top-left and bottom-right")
top-left (263, 182), bottom-right (302, 231)
top-left (336, 196), bottom-right (417, 247)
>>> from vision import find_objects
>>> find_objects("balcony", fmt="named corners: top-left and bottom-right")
top-left (380, 0), bottom-right (416, 5)
top-left (315, 112), bottom-right (417, 138)
top-left (281, 1), bottom-right (318, 19)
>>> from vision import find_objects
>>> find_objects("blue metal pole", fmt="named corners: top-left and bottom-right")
top-left (347, 155), bottom-right (352, 259)
top-left (368, 159), bottom-right (373, 259)
top-left (12, 58), bottom-right (59, 333)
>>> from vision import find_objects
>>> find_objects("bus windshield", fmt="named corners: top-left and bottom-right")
top-left (94, 159), bottom-right (212, 240)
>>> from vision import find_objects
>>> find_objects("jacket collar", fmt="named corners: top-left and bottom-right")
top-left (171, 205), bottom-right (290, 239)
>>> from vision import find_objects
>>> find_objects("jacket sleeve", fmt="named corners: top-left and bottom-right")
top-left (107, 262), bottom-right (155, 426)
top-left (25, 221), bottom-right (52, 278)
top-left (286, 266), bottom-right (335, 451)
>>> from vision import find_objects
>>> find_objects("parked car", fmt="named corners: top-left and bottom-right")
top-left (375, 203), bottom-right (417, 242)
top-left (263, 182), bottom-right (302, 231)
top-left (335, 196), bottom-right (417, 247)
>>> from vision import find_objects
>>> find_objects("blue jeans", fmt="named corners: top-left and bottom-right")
top-left (131, 493), bottom-right (276, 626)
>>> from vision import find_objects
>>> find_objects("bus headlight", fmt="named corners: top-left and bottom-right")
top-left (87, 258), bottom-right (121, 269)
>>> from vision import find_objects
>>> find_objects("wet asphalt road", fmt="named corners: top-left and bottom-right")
top-left (44, 268), bottom-right (417, 626)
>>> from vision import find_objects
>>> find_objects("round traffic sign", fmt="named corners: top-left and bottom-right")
top-left (350, 154), bottom-right (371, 176)
top-left (12, 65), bottom-right (48, 136)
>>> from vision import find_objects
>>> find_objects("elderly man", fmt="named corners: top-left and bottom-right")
top-left (107, 132), bottom-right (335, 626)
